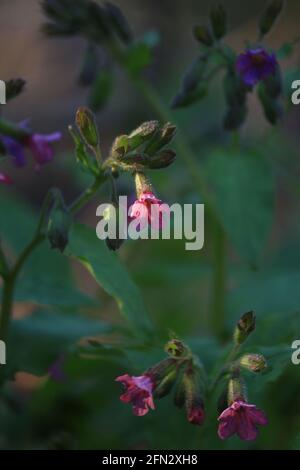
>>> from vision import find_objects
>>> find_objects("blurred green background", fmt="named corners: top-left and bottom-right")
top-left (0, 0), bottom-right (300, 450)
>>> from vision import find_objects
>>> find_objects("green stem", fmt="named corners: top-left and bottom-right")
top-left (0, 118), bottom-right (30, 140)
top-left (211, 218), bottom-right (226, 340)
top-left (0, 176), bottom-right (104, 343)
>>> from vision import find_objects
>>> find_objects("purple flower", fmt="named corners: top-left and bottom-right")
top-left (236, 48), bottom-right (277, 87)
top-left (1, 136), bottom-right (26, 166)
top-left (218, 400), bottom-right (268, 441)
top-left (116, 374), bottom-right (155, 416)
top-left (48, 355), bottom-right (66, 383)
top-left (25, 132), bottom-right (62, 169)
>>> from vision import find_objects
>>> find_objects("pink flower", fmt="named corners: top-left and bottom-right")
top-left (116, 374), bottom-right (155, 416)
top-left (129, 191), bottom-right (169, 230)
top-left (218, 400), bottom-right (267, 441)
top-left (0, 173), bottom-right (13, 185)
top-left (25, 132), bottom-right (62, 169)
top-left (187, 404), bottom-right (205, 425)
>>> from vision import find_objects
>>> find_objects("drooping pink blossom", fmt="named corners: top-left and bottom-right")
top-left (129, 191), bottom-right (170, 230)
top-left (0, 173), bottom-right (13, 185)
top-left (116, 374), bottom-right (155, 416)
top-left (218, 400), bottom-right (267, 441)
top-left (187, 404), bottom-right (205, 425)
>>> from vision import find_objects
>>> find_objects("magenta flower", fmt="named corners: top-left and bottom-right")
top-left (25, 132), bottom-right (62, 169)
top-left (187, 404), bottom-right (205, 425)
top-left (236, 48), bottom-right (277, 87)
top-left (218, 400), bottom-right (268, 441)
top-left (129, 191), bottom-right (170, 230)
top-left (0, 173), bottom-right (13, 185)
top-left (116, 374), bottom-right (155, 416)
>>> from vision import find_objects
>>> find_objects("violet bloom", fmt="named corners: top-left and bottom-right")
top-left (25, 132), bottom-right (62, 169)
top-left (116, 374), bottom-right (155, 416)
top-left (187, 405), bottom-right (205, 426)
top-left (0, 173), bottom-right (13, 185)
top-left (218, 400), bottom-right (268, 441)
top-left (1, 136), bottom-right (26, 166)
top-left (236, 48), bottom-right (277, 87)
top-left (48, 355), bottom-right (66, 383)
top-left (129, 191), bottom-right (170, 231)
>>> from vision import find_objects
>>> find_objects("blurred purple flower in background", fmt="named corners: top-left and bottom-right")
top-left (236, 48), bottom-right (277, 86)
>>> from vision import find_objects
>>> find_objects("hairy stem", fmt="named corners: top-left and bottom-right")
top-left (211, 218), bottom-right (226, 340)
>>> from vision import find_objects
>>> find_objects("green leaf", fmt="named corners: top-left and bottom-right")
top-left (124, 32), bottom-right (160, 75)
top-left (89, 70), bottom-right (114, 112)
top-left (8, 310), bottom-right (111, 374)
top-left (205, 149), bottom-right (274, 264)
top-left (66, 224), bottom-right (152, 333)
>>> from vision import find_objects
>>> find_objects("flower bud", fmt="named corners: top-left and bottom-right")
top-left (239, 354), bottom-right (267, 373)
top-left (146, 357), bottom-right (177, 384)
top-left (5, 78), bottom-right (26, 101)
top-left (153, 367), bottom-right (178, 399)
top-left (233, 311), bottom-right (256, 345)
top-left (104, 2), bottom-right (133, 44)
top-left (183, 367), bottom-right (205, 425)
top-left (128, 121), bottom-right (159, 150)
top-left (210, 4), bottom-right (227, 40)
top-left (47, 205), bottom-right (71, 253)
top-left (165, 339), bottom-right (191, 359)
top-left (148, 149), bottom-right (176, 169)
top-left (259, 0), bottom-right (284, 37)
top-left (227, 376), bottom-right (247, 405)
top-left (145, 122), bottom-right (177, 156)
top-left (193, 25), bottom-right (214, 46)
top-left (103, 203), bottom-right (125, 251)
top-left (76, 107), bottom-right (99, 149)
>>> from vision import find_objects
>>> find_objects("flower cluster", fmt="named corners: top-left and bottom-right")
top-left (73, 109), bottom-right (176, 249)
top-left (116, 340), bottom-right (205, 425)
top-left (116, 313), bottom-right (268, 442)
top-left (172, 1), bottom-right (284, 129)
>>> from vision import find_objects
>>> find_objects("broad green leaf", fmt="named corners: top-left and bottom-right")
top-left (228, 270), bottom-right (300, 318)
top-left (8, 310), bottom-right (111, 374)
top-left (66, 224), bottom-right (152, 333)
top-left (205, 149), bottom-right (274, 264)
top-left (0, 194), bottom-right (97, 309)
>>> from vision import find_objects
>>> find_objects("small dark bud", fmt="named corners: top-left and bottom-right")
top-left (104, 2), bottom-right (133, 44)
top-left (148, 149), bottom-right (176, 169)
top-left (5, 79), bottom-right (26, 101)
top-left (47, 206), bottom-right (71, 253)
top-left (193, 25), bottom-right (214, 46)
top-left (210, 4), bottom-right (227, 40)
top-left (233, 311), bottom-right (256, 345)
top-left (78, 44), bottom-right (99, 87)
top-left (258, 83), bottom-right (283, 125)
top-left (259, 0), bottom-right (284, 37)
